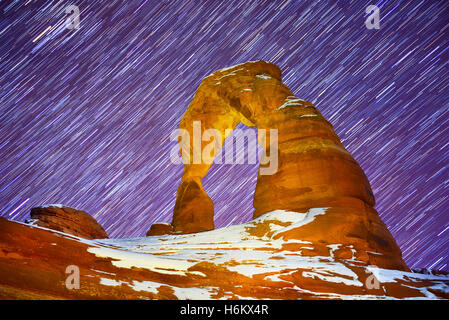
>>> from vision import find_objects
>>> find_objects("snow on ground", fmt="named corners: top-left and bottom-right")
top-left (85, 208), bottom-right (369, 296)
top-left (85, 208), bottom-right (449, 299)
top-left (16, 208), bottom-right (449, 299)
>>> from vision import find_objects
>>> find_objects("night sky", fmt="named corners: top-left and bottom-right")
top-left (0, 0), bottom-right (447, 270)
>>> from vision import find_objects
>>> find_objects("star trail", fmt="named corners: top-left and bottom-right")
top-left (0, 0), bottom-right (447, 270)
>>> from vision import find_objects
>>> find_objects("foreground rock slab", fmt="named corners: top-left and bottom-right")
top-left (1, 209), bottom-right (448, 300)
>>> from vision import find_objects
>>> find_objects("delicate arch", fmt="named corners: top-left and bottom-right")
top-left (170, 61), bottom-right (375, 234)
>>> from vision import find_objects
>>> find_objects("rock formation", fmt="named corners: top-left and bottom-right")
top-left (1, 61), bottom-right (445, 300)
top-left (146, 222), bottom-right (173, 236)
top-left (26, 204), bottom-right (108, 240)
top-left (0, 215), bottom-right (448, 300)
top-left (150, 61), bottom-right (406, 271)
top-left (172, 178), bottom-right (215, 234)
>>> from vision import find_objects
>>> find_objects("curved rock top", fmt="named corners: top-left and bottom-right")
top-left (26, 204), bottom-right (108, 240)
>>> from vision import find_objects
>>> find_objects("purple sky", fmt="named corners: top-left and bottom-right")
top-left (0, 0), bottom-right (447, 270)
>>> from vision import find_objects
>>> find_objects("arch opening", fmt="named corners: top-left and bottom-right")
top-left (202, 123), bottom-right (262, 228)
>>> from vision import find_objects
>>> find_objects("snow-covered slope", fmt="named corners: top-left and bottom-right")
top-left (0, 208), bottom-right (448, 299)
top-left (85, 209), bottom-right (449, 299)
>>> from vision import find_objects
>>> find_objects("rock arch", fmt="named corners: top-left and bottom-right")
top-left (156, 61), bottom-right (375, 234)
top-left (147, 61), bottom-right (407, 270)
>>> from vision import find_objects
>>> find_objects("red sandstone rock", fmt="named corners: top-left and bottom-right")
top-left (0, 216), bottom-right (448, 300)
top-left (146, 222), bottom-right (173, 236)
top-left (172, 179), bottom-right (214, 234)
top-left (171, 61), bottom-right (375, 224)
top-left (1, 62), bottom-right (444, 300)
top-left (26, 204), bottom-right (108, 240)
top-left (150, 61), bottom-right (406, 271)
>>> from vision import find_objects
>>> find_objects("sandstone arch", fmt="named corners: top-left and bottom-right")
top-left (149, 61), bottom-right (407, 270)
top-left (170, 61), bottom-right (375, 233)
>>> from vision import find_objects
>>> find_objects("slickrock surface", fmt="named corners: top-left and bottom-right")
top-left (0, 213), bottom-right (448, 300)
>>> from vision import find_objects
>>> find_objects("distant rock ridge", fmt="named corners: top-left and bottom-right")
top-left (149, 60), bottom-right (408, 271)
top-left (26, 204), bottom-right (108, 240)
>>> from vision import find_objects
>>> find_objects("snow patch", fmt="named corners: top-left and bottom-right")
top-left (41, 203), bottom-right (65, 208)
top-left (92, 269), bottom-right (116, 276)
top-left (171, 286), bottom-right (214, 300)
top-left (213, 61), bottom-right (258, 74)
top-left (100, 278), bottom-right (124, 287)
top-left (25, 218), bottom-right (39, 226)
top-left (129, 280), bottom-right (163, 294)
top-left (87, 246), bottom-right (197, 276)
top-left (271, 208), bottom-right (328, 239)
